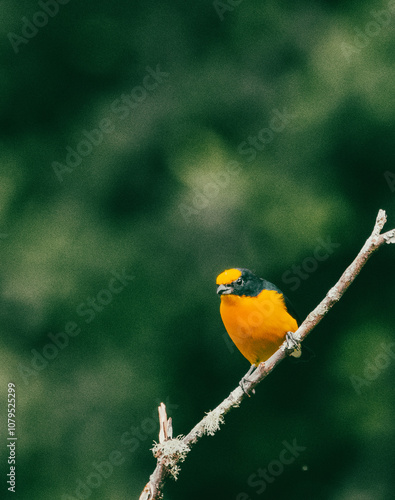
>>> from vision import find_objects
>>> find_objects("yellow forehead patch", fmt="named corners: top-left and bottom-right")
top-left (216, 268), bottom-right (242, 285)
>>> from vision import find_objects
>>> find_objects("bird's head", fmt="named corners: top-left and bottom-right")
top-left (216, 268), bottom-right (263, 297)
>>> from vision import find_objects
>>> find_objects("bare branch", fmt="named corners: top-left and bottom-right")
top-left (139, 209), bottom-right (394, 499)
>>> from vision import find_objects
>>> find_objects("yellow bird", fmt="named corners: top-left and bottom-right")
top-left (216, 268), bottom-right (301, 366)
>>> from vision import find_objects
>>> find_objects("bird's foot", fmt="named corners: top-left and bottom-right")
top-left (283, 331), bottom-right (302, 358)
top-left (239, 364), bottom-right (257, 396)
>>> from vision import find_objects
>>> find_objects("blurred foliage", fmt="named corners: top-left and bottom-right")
top-left (1, 0), bottom-right (395, 499)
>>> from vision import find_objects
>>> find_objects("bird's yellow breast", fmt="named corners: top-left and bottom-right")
top-left (220, 289), bottom-right (298, 365)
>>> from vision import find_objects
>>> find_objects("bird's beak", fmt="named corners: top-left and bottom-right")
top-left (217, 284), bottom-right (233, 295)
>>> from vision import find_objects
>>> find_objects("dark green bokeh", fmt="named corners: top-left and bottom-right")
top-left (1, 0), bottom-right (395, 499)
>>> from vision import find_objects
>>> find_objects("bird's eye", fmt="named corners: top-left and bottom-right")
top-left (236, 278), bottom-right (243, 285)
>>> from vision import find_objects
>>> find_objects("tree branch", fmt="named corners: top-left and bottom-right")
top-left (139, 209), bottom-right (395, 500)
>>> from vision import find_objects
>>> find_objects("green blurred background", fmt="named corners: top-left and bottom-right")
top-left (1, 0), bottom-right (395, 498)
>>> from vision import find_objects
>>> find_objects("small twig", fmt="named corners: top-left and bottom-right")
top-left (139, 209), bottom-right (395, 499)
top-left (139, 404), bottom-right (173, 500)
top-left (158, 402), bottom-right (172, 443)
